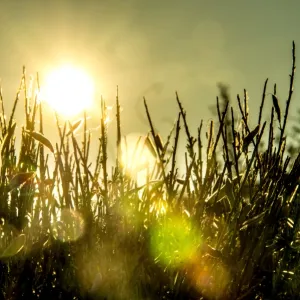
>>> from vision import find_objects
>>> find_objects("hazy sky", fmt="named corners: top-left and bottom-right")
top-left (1, 0), bottom-right (300, 167)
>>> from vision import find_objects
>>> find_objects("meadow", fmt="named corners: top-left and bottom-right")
top-left (0, 42), bottom-right (299, 299)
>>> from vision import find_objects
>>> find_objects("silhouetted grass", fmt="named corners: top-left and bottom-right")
top-left (0, 42), bottom-right (299, 300)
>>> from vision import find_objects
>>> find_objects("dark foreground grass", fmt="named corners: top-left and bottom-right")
top-left (0, 43), bottom-right (299, 299)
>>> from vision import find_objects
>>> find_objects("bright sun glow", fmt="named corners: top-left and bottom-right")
top-left (42, 65), bottom-right (95, 117)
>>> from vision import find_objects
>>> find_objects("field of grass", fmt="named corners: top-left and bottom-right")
top-left (0, 42), bottom-right (299, 299)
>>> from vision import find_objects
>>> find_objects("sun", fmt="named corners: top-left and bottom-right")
top-left (42, 65), bottom-right (95, 117)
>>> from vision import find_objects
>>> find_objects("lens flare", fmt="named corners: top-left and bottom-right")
top-left (150, 215), bottom-right (201, 268)
top-left (185, 254), bottom-right (231, 299)
top-left (51, 208), bottom-right (85, 242)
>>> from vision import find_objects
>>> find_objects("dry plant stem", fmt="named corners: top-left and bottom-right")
top-left (71, 135), bottom-right (84, 207)
top-left (115, 86), bottom-right (124, 199)
top-left (86, 131), bottom-right (91, 168)
top-left (143, 98), bottom-right (168, 191)
top-left (216, 95), bottom-right (230, 166)
top-left (200, 97), bottom-right (228, 200)
top-left (237, 94), bottom-right (251, 135)
top-left (266, 107), bottom-right (275, 169)
top-left (206, 120), bottom-right (214, 159)
top-left (231, 107), bottom-right (240, 187)
top-left (116, 86), bottom-right (122, 168)
top-left (23, 67), bottom-right (30, 129)
top-left (277, 41), bottom-right (296, 158)
top-left (175, 92), bottom-right (201, 195)
top-left (93, 127), bottom-right (102, 195)
top-left (243, 89), bottom-right (249, 123)
top-left (61, 139), bottom-right (72, 208)
top-left (236, 94), bottom-right (262, 171)
top-left (100, 98), bottom-right (109, 210)
top-left (38, 86), bottom-right (48, 227)
top-left (176, 153), bottom-right (196, 210)
top-left (239, 122), bottom-right (266, 200)
top-left (82, 112), bottom-right (91, 206)
top-left (75, 130), bottom-right (93, 205)
top-left (0, 82), bottom-right (7, 134)
top-left (197, 120), bottom-right (204, 186)
top-left (221, 116), bottom-right (232, 180)
top-left (168, 113), bottom-right (180, 199)
top-left (53, 122), bottom-right (67, 186)
top-left (83, 111), bottom-right (87, 162)
top-left (159, 121), bottom-right (177, 172)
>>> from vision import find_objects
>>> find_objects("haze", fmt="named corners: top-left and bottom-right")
top-left (0, 0), bottom-right (299, 170)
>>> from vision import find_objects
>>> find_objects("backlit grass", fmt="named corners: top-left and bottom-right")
top-left (0, 43), bottom-right (299, 299)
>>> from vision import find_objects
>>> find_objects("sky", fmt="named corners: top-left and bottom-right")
top-left (0, 0), bottom-right (300, 170)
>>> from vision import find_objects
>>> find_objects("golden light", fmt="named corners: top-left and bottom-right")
top-left (41, 65), bottom-right (95, 117)
top-left (121, 133), bottom-right (157, 186)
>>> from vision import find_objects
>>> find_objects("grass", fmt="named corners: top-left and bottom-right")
top-left (0, 42), bottom-right (299, 299)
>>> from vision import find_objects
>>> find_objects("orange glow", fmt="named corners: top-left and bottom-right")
top-left (185, 253), bottom-right (230, 299)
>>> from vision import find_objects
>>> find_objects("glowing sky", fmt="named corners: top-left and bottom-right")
top-left (0, 0), bottom-right (300, 169)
